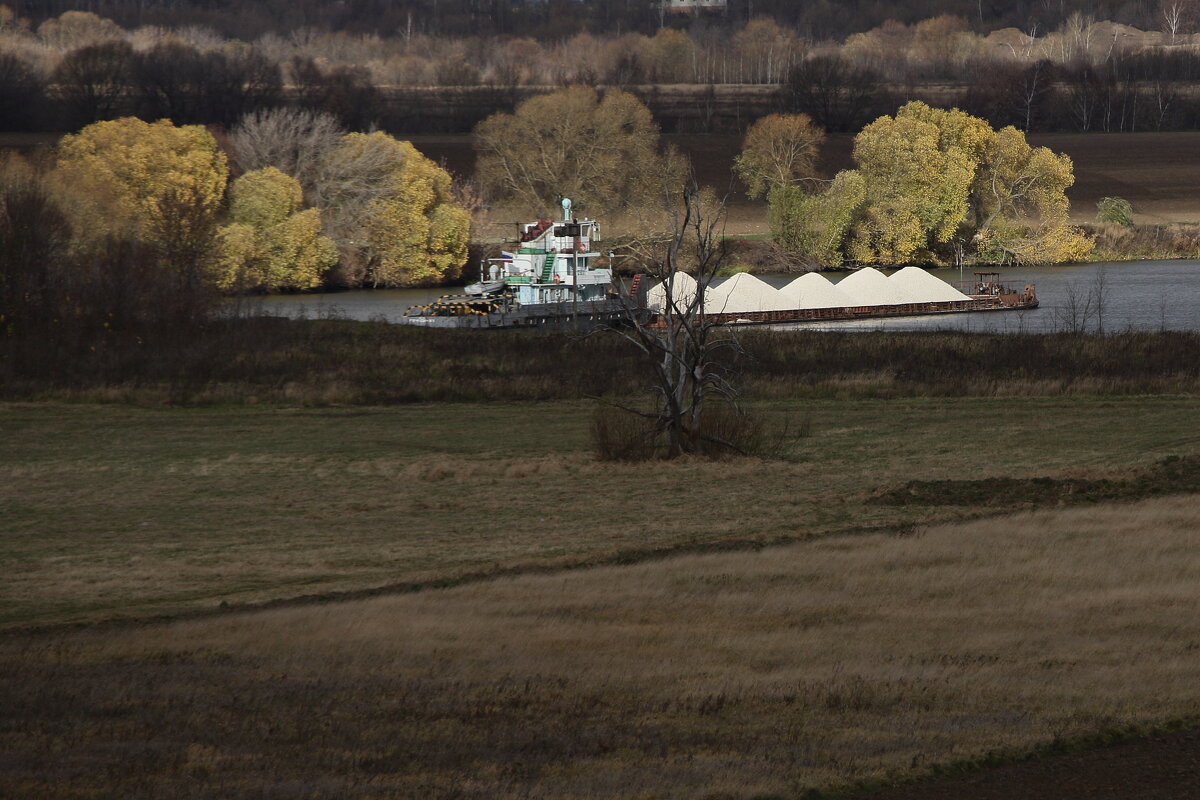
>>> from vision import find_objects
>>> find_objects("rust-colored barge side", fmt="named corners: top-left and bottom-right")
top-left (647, 284), bottom-right (1039, 328)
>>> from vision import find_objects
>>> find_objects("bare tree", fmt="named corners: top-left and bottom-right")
top-left (230, 107), bottom-right (346, 199)
top-left (50, 40), bottom-right (135, 127)
top-left (1161, 0), bottom-right (1194, 45)
top-left (782, 55), bottom-right (882, 133)
top-left (0, 53), bottom-right (44, 131)
top-left (1055, 268), bottom-right (1109, 333)
top-left (609, 178), bottom-right (750, 458)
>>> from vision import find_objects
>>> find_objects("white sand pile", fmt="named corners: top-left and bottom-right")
top-left (645, 272), bottom-right (699, 312)
top-left (834, 267), bottom-right (923, 306)
top-left (889, 266), bottom-right (971, 302)
top-left (704, 273), bottom-right (793, 314)
top-left (779, 273), bottom-right (856, 310)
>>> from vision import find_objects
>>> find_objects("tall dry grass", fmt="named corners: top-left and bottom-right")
top-left (3, 496), bottom-right (1198, 798)
top-left (5, 321), bottom-right (1200, 405)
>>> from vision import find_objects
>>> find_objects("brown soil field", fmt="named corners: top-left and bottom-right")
top-left (409, 131), bottom-right (1200, 235)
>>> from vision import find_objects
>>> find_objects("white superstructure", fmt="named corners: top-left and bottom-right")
top-left (482, 199), bottom-right (610, 306)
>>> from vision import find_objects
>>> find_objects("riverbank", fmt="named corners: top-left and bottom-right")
top-left (5, 322), bottom-right (1200, 405)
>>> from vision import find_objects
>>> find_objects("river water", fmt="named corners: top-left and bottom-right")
top-left (252, 260), bottom-right (1200, 333)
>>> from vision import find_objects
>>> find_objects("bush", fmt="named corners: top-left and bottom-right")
top-left (590, 404), bottom-right (658, 462)
top-left (1096, 196), bottom-right (1134, 226)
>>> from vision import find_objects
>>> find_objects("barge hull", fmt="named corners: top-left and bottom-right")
top-left (654, 296), bottom-right (1038, 328)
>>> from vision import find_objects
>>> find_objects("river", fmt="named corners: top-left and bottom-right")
top-left (251, 260), bottom-right (1200, 333)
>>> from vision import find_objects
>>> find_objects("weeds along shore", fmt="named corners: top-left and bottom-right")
top-left (4, 318), bottom-right (1200, 405)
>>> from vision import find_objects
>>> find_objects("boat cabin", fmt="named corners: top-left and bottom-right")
top-left (482, 198), bottom-right (611, 306)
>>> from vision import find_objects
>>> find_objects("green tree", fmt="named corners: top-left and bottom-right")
top-left (734, 113), bottom-right (825, 200)
top-left (314, 132), bottom-right (469, 287)
top-left (474, 86), bottom-right (674, 216)
top-left (217, 167), bottom-right (337, 291)
top-left (768, 171), bottom-right (864, 268)
top-left (1096, 196), bottom-right (1134, 226)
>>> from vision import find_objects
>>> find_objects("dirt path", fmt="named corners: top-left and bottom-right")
top-left (852, 726), bottom-right (1200, 800)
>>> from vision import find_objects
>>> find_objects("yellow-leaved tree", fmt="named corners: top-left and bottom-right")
top-left (766, 101), bottom-right (1092, 266)
top-left (217, 167), bottom-right (338, 291)
top-left (844, 111), bottom-right (975, 264)
top-left (312, 132), bottom-right (469, 287)
top-left (53, 117), bottom-right (228, 283)
top-left (969, 125), bottom-right (1093, 264)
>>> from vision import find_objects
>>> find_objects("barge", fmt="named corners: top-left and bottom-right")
top-left (401, 202), bottom-right (1038, 329)
top-left (662, 272), bottom-right (1038, 328)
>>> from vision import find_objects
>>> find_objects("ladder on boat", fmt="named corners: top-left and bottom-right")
top-left (540, 251), bottom-right (555, 283)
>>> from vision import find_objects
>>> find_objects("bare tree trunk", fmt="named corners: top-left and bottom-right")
top-left (608, 176), bottom-right (745, 458)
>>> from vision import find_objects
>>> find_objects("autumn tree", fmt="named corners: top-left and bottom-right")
top-left (312, 132), bottom-right (469, 287)
top-left (217, 167), bottom-right (337, 291)
top-left (969, 124), bottom-right (1093, 264)
top-left (769, 170), bottom-right (864, 268)
top-left (52, 117), bottom-right (228, 285)
top-left (733, 113), bottom-right (825, 199)
top-left (36, 11), bottom-right (122, 50)
top-left (772, 102), bottom-right (1091, 266)
top-left (474, 86), bottom-right (675, 216)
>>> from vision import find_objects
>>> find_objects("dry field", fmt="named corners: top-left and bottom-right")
top-left (3, 496), bottom-right (1199, 798)
top-left (5, 396), bottom-right (1200, 632)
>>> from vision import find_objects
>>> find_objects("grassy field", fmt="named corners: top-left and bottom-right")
top-left (3, 496), bottom-right (1199, 798)
top-left (4, 395), bottom-right (1200, 632)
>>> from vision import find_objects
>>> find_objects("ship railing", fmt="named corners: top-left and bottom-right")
top-left (953, 280), bottom-right (1029, 297)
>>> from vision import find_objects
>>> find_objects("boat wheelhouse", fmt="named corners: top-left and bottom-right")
top-left (483, 200), bottom-right (610, 306)
top-left (402, 198), bottom-right (628, 328)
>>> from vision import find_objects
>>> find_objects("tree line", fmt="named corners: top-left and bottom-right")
top-left (3, 0), bottom-right (1195, 42)
top-left (7, 8), bottom-right (1200, 133)
top-left (1, 112), bottom-right (469, 353)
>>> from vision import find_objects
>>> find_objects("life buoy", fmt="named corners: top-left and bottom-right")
top-left (553, 273), bottom-right (561, 284)
top-left (579, 241), bottom-right (588, 253)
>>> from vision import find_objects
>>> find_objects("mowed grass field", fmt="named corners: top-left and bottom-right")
top-left (3, 496), bottom-right (1199, 798)
top-left (3, 395), bottom-right (1200, 633)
